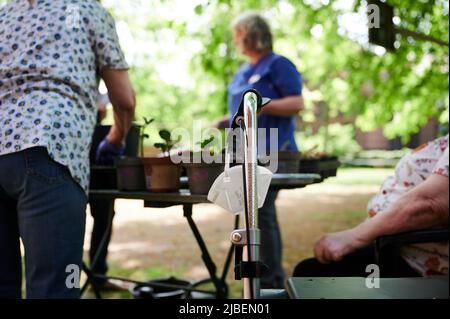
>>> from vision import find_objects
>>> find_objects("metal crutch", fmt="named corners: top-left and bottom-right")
top-left (229, 89), bottom-right (270, 299)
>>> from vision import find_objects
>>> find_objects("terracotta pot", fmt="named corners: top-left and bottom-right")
top-left (141, 157), bottom-right (181, 192)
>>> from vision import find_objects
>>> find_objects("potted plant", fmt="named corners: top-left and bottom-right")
top-left (115, 117), bottom-right (153, 191)
top-left (183, 136), bottom-right (224, 195)
top-left (141, 128), bottom-right (182, 192)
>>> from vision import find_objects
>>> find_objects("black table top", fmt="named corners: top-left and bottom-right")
top-left (89, 188), bottom-right (209, 204)
top-left (287, 277), bottom-right (449, 299)
top-left (268, 173), bottom-right (322, 189)
top-left (89, 173), bottom-right (322, 206)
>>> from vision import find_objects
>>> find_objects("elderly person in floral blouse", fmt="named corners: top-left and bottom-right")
top-left (294, 134), bottom-right (449, 278)
top-left (0, 0), bottom-right (135, 298)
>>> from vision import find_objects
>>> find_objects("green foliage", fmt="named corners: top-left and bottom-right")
top-left (196, 135), bottom-right (217, 155)
top-left (4, 0), bottom-right (447, 152)
top-left (189, 0), bottom-right (449, 144)
top-left (305, 0), bottom-right (449, 142)
top-left (128, 66), bottom-right (201, 129)
top-left (154, 129), bottom-right (181, 155)
top-left (296, 123), bottom-right (362, 158)
top-left (139, 117), bottom-right (154, 157)
top-left (197, 135), bottom-right (215, 150)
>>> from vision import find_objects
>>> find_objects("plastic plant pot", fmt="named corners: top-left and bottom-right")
top-left (299, 156), bottom-right (340, 178)
top-left (115, 156), bottom-right (146, 191)
top-left (276, 151), bottom-right (302, 174)
top-left (183, 162), bottom-right (224, 195)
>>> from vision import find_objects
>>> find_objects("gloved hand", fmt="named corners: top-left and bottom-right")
top-left (95, 137), bottom-right (125, 165)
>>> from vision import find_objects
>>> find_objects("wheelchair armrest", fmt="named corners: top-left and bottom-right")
top-left (376, 228), bottom-right (449, 250)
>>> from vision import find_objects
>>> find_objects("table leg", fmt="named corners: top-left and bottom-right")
top-left (183, 204), bottom-right (228, 299)
top-left (81, 262), bottom-right (102, 299)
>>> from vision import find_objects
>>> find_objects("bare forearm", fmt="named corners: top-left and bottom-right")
top-left (261, 96), bottom-right (303, 117)
top-left (107, 104), bottom-right (135, 145)
top-left (101, 68), bottom-right (136, 145)
top-left (352, 174), bottom-right (449, 244)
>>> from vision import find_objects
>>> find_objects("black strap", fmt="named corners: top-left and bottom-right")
top-left (234, 259), bottom-right (269, 280)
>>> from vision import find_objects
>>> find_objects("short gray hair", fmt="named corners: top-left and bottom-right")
top-left (232, 12), bottom-right (273, 53)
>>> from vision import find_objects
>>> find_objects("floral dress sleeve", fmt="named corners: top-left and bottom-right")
top-left (432, 146), bottom-right (449, 177)
top-left (367, 135), bottom-right (449, 217)
top-left (87, 4), bottom-right (129, 70)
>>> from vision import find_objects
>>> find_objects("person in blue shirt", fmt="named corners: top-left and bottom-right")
top-left (218, 12), bottom-right (304, 289)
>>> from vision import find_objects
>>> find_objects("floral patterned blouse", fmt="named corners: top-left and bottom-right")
top-left (0, 0), bottom-right (128, 194)
top-left (368, 134), bottom-right (449, 276)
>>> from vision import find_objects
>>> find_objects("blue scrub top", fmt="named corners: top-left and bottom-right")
top-left (228, 52), bottom-right (302, 152)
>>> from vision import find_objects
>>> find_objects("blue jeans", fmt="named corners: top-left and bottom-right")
top-left (259, 190), bottom-right (285, 289)
top-left (0, 147), bottom-right (86, 299)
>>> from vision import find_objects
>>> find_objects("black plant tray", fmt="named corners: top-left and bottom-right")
top-left (299, 156), bottom-right (340, 178)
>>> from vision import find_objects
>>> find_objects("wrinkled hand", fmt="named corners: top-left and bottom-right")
top-left (95, 137), bottom-right (125, 165)
top-left (314, 229), bottom-right (369, 264)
